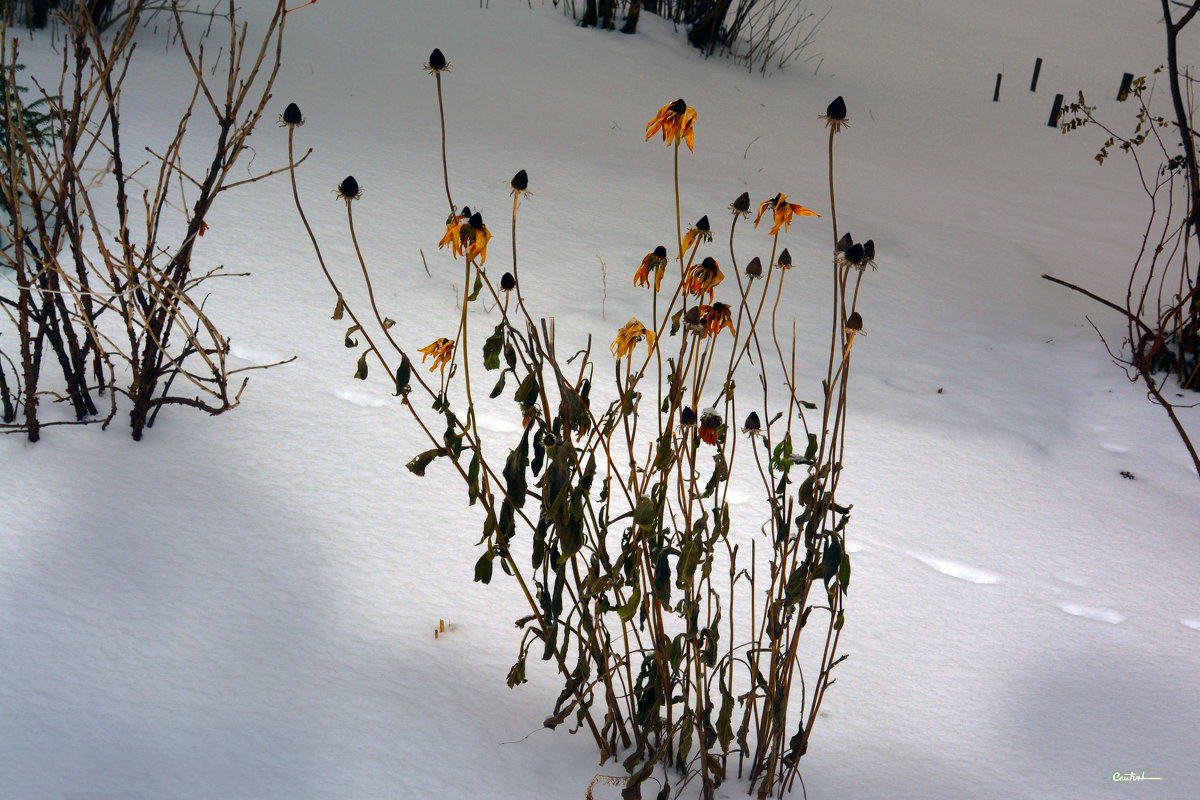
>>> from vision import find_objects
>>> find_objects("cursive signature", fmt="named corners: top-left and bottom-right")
top-left (1112, 771), bottom-right (1163, 782)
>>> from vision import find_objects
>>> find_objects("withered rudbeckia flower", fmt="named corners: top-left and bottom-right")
top-left (279, 102), bottom-right (304, 127)
top-left (699, 302), bottom-right (734, 336)
top-left (465, 211), bottom-right (491, 264)
top-left (634, 245), bottom-right (669, 291)
top-left (337, 176), bottom-right (361, 201)
top-left (611, 319), bottom-right (655, 358)
top-left (730, 192), bottom-right (751, 217)
top-left (836, 231), bottom-right (853, 254)
top-left (685, 256), bottom-right (724, 299)
top-left (754, 192), bottom-right (819, 236)
top-left (679, 406), bottom-right (698, 429)
top-left (698, 409), bottom-right (723, 445)
top-left (500, 272), bottom-right (516, 292)
top-left (840, 242), bottom-right (870, 271)
top-left (418, 337), bottom-right (455, 372)
top-left (424, 48), bottom-right (451, 74)
top-left (821, 95), bottom-right (849, 132)
top-left (862, 239), bottom-right (876, 269)
top-left (742, 411), bottom-right (762, 436)
top-left (510, 169), bottom-right (530, 200)
top-left (744, 256), bottom-right (763, 280)
top-left (438, 210), bottom-right (469, 259)
top-left (845, 311), bottom-right (863, 335)
top-left (645, 98), bottom-right (697, 152)
top-left (776, 248), bottom-right (794, 270)
top-left (681, 214), bottom-right (712, 258)
top-left (683, 305), bottom-right (704, 334)
top-left (843, 311), bottom-right (865, 359)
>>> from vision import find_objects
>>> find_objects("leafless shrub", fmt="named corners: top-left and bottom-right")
top-left (0, 0), bottom-right (292, 441)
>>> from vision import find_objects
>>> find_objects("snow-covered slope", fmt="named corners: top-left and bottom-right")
top-left (2, 1), bottom-right (1198, 798)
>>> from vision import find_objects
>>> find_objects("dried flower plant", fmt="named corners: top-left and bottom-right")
top-left (288, 54), bottom-right (876, 799)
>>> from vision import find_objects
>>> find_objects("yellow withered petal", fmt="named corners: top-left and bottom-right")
top-left (418, 337), bottom-right (455, 372)
top-left (611, 319), bottom-right (655, 359)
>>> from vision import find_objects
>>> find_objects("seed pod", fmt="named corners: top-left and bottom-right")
top-left (777, 248), bottom-right (793, 267)
top-left (696, 215), bottom-right (710, 232)
top-left (510, 169), bottom-right (528, 192)
top-left (862, 239), bottom-right (875, 263)
top-left (743, 411), bottom-right (761, 435)
top-left (670, 98), bottom-right (688, 115)
top-left (826, 96), bottom-right (847, 121)
top-left (701, 256), bottom-right (717, 270)
top-left (846, 311), bottom-right (863, 332)
top-left (338, 176), bottom-right (360, 200)
top-left (680, 406), bottom-right (697, 427)
top-left (683, 306), bottom-right (702, 328)
top-left (745, 256), bottom-right (763, 279)
top-left (836, 232), bottom-right (853, 253)
top-left (469, 211), bottom-right (484, 230)
top-left (653, 245), bottom-right (667, 258)
top-left (282, 102), bottom-right (303, 125)
top-left (542, 432), bottom-right (557, 447)
top-left (731, 192), bottom-right (750, 213)
top-left (428, 48), bottom-right (447, 71)
top-left (460, 206), bottom-right (471, 218)
top-left (500, 272), bottom-right (516, 291)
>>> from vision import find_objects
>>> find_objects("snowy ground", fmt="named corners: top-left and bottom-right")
top-left (3, 1), bottom-right (1199, 798)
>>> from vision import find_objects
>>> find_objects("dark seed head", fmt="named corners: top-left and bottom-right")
top-left (836, 232), bottom-right (853, 253)
top-left (863, 239), bottom-right (875, 261)
top-left (428, 48), bottom-right (447, 71)
top-left (338, 175), bottom-right (359, 199)
top-left (846, 311), bottom-right (863, 331)
top-left (468, 211), bottom-right (484, 230)
top-left (282, 102), bottom-right (302, 125)
top-left (701, 256), bottom-right (718, 270)
top-left (670, 98), bottom-right (687, 115)
top-left (777, 248), bottom-right (792, 267)
top-left (680, 406), bottom-right (697, 427)
top-left (732, 192), bottom-right (750, 213)
top-left (510, 169), bottom-right (528, 192)
top-left (653, 245), bottom-right (668, 259)
top-left (771, 192), bottom-right (784, 207)
top-left (542, 432), bottom-right (557, 447)
top-left (460, 206), bottom-right (471, 218)
top-left (826, 96), bottom-right (847, 121)
top-left (500, 272), bottom-right (516, 291)
top-left (684, 306), bottom-right (702, 326)
top-left (696, 215), bottom-right (710, 232)
top-left (743, 411), bottom-right (761, 432)
top-left (844, 242), bottom-right (864, 265)
top-left (745, 256), bottom-right (763, 278)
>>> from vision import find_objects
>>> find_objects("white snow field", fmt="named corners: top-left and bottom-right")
top-left (2, 1), bottom-right (1198, 798)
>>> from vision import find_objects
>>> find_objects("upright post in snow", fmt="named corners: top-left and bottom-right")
top-left (1031, 57), bottom-right (1043, 91)
top-left (1117, 72), bottom-right (1134, 101)
top-left (993, 73), bottom-right (1003, 102)
top-left (1048, 93), bottom-right (1064, 127)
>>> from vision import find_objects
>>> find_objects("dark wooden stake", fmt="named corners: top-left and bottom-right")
top-left (1117, 72), bottom-right (1134, 101)
top-left (1048, 93), bottom-right (1064, 126)
top-left (1031, 57), bottom-right (1043, 91)
top-left (993, 73), bottom-right (1003, 102)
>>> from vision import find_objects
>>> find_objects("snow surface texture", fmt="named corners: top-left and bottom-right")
top-left (3, 1), bottom-right (1199, 798)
